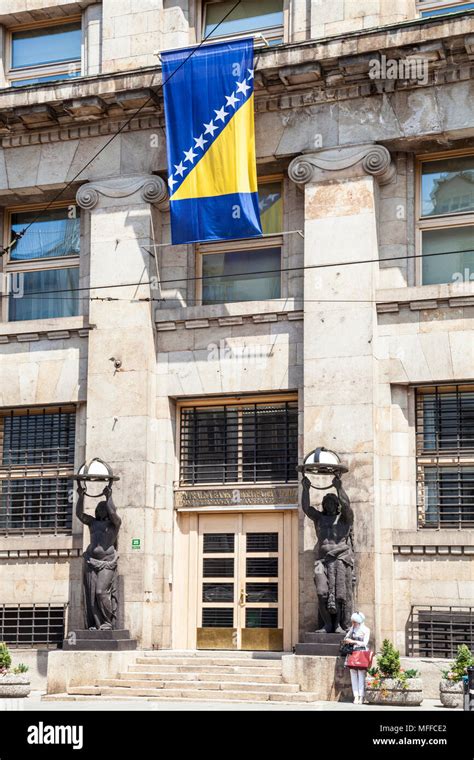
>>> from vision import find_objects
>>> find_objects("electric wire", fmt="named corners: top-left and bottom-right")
top-left (2, 245), bottom-right (473, 300)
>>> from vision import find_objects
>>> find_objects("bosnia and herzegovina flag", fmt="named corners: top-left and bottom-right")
top-left (162, 38), bottom-right (262, 245)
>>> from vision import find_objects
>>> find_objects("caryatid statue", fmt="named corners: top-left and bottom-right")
top-left (76, 483), bottom-right (122, 630)
top-left (302, 474), bottom-right (355, 633)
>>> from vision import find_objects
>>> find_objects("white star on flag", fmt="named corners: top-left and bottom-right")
top-left (194, 134), bottom-right (208, 150)
top-left (184, 147), bottom-right (197, 164)
top-left (174, 161), bottom-right (186, 177)
top-left (204, 120), bottom-right (218, 136)
top-left (225, 92), bottom-right (239, 109)
top-left (168, 175), bottom-right (177, 191)
top-left (214, 106), bottom-right (228, 123)
top-left (248, 69), bottom-right (254, 79)
top-left (236, 79), bottom-right (251, 96)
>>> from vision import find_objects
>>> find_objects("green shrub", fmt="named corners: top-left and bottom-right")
top-left (442, 645), bottom-right (474, 683)
top-left (0, 642), bottom-right (11, 672)
top-left (13, 663), bottom-right (29, 674)
top-left (377, 639), bottom-right (401, 678)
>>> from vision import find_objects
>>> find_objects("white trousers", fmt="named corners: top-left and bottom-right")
top-left (349, 668), bottom-right (366, 698)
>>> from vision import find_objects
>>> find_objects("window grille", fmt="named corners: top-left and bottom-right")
top-left (408, 606), bottom-right (474, 658)
top-left (0, 406), bottom-right (76, 534)
top-left (0, 603), bottom-right (68, 648)
top-left (416, 385), bottom-right (474, 528)
top-left (179, 399), bottom-right (298, 485)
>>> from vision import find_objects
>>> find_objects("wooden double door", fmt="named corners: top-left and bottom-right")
top-left (195, 512), bottom-right (294, 651)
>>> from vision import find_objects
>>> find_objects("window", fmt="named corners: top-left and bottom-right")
top-left (198, 179), bottom-right (283, 304)
top-left (0, 406), bottom-right (76, 534)
top-left (4, 205), bottom-right (80, 322)
top-left (9, 19), bottom-right (82, 87)
top-left (203, 0), bottom-right (284, 44)
top-left (179, 397), bottom-right (298, 485)
top-left (0, 604), bottom-right (67, 648)
top-left (417, 152), bottom-right (474, 285)
top-left (416, 385), bottom-right (474, 528)
top-left (408, 606), bottom-right (474, 658)
top-left (418, 1), bottom-right (474, 17)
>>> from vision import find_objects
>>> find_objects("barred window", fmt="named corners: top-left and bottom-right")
top-left (0, 407), bottom-right (76, 534)
top-left (408, 606), bottom-right (474, 658)
top-left (416, 385), bottom-right (474, 528)
top-left (0, 604), bottom-right (67, 648)
top-left (179, 398), bottom-right (298, 485)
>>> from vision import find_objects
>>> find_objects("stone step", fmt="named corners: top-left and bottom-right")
top-left (46, 691), bottom-right (320, 704)
top-left (134, 656), bottom-right (282, 668)
top-left (98, 678), bottom-right (299, 693)
top-left (140, 650), bottom-right (283, 660)
top-left (66, 685), bottom-right (318, 702)
top-left (123, 669), bottom-right (283, 683)
top-left (294, 643), bottom-right (342, 657)
top-left (128, 664), bottom-right (282, 676)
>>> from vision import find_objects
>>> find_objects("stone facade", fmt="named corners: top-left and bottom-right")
top-left (0, 0), bottom-right (473, 666)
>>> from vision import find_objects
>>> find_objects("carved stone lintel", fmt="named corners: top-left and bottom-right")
top-left (288, 144), bottom-right (396, 187)
top-left (76, 174), bottom-right (169, 210)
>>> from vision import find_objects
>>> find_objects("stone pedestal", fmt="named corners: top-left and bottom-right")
top-left (63, 629), bottom-right (137, 651)
top-left (294, 632), bottom-right (345, 656)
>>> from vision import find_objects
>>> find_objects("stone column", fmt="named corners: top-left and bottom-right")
top-left (289, 145), bottom-right (396, 646)
top-left (0, 26), bottom-right (7, 88)
top-left (76, 174), bottom-right (168, 648)
top-left (83, 3), bottom-right (102, 77)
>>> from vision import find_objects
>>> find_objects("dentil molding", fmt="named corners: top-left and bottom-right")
top-left (288, 144), bottom-right (396, 186)
top-left (76, 174), bottom-right (169, 210)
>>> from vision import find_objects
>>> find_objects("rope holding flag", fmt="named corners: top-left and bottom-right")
top-left (162, 38), bottom-right (262, 245)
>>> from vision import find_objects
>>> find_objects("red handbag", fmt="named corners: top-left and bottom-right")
top-left (347, 650), bottom-right (374, 669)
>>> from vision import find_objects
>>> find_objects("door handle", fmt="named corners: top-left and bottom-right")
top-left (239, 588), bottom-right (245, 606)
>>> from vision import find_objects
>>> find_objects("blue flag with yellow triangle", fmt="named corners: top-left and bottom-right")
top-left (162, 38), bottom-right (262, 245)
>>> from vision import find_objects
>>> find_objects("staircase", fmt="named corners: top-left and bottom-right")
top-left (60, 651), bottom-right (320, 704)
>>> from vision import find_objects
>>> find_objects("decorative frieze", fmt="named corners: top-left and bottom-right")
top-left (156, 309), bottom-right (304, 332)
top-left (0, 548), bottom-right (82, 559)
top-left (377, 294), bottom-right (474, 314)
top-left (393, 544), bottom-right (474, 556)
top-left (0, 325), bottom-right (93, 344)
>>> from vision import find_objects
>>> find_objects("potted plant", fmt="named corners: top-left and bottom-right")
top-left (0, 642), bottom-right (30, 698)
top-left (365, 639), bottom-right (423, 706)
top-left (440, 645), bottom-right (474, 708)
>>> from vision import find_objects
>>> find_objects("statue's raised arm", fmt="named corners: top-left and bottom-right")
top-left (102, 485), bottom-right (122, 529)
top-left (332, 475), bottom-right (353, 525)
top-left (75, 483), bottom-right (93, 526)
top-left (301, 475), bottom-right (321, 523)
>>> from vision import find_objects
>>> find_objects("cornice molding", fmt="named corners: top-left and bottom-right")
top-left (288, 144), bottom-right (396, 186)
top-left (76, 174), bottom-right (169, 210)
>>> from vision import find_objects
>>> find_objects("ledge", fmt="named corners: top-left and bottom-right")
top-left (0, 533), bottom-right (82, 556)
top-left (376, 282), bottom-right (474, 314)
top-left (155, 299), bottom-right (303, 332)
top-left (393, 529), bottom-right (474, 555)
top-left (0, 316), bottom-right (93, 343)
top-left (0, 13), bottom-right (473, 147)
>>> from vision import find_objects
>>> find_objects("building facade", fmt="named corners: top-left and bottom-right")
top-left (0, 0), bottom-right (473, 666)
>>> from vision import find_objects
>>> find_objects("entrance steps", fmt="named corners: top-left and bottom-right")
top-left (51, 650), bottom-right (321, 704)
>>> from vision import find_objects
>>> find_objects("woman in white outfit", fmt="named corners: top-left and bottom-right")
top-left (343, 611), bottom-right (370, 704)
